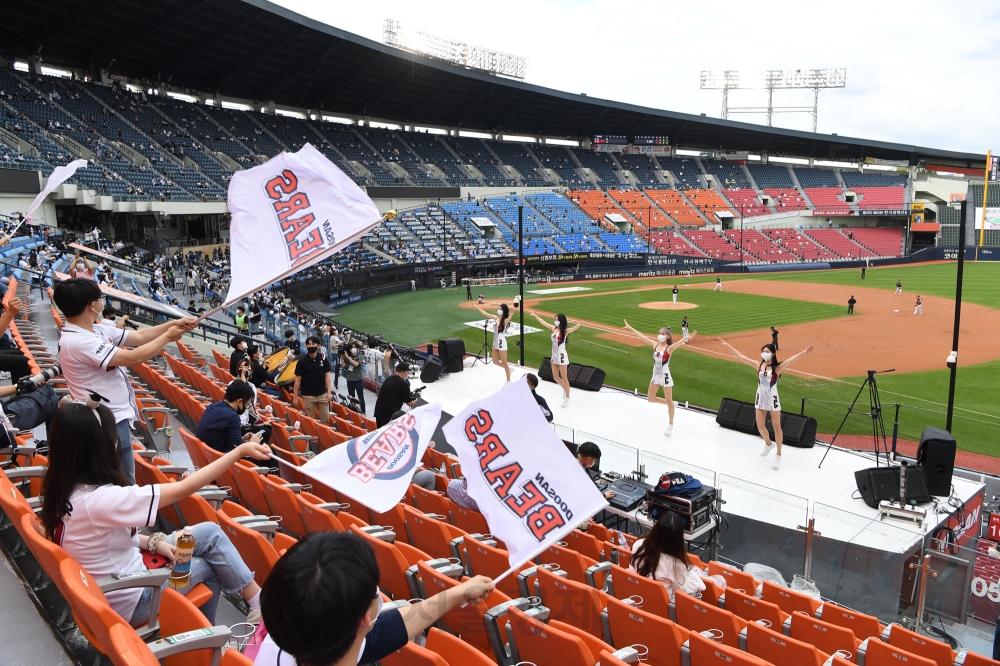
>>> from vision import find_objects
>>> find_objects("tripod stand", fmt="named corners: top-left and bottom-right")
top-left (471, 320), bottom-right (491, 367)
top-left (818, 368), bottom-right (895, 468)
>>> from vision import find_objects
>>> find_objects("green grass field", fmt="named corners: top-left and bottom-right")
top-left (336, 262), bottom-right (1000, 457)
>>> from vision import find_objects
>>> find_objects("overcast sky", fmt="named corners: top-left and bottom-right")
top-left (273, 0), bottom-right (999, 155)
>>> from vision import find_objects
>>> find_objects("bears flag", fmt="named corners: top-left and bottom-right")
top-left (300, 404), bottom-right (442, 513)
top-left (224, 143), bottom-right (381, 306)
top-left (442, 378), bottom-right (608, 576)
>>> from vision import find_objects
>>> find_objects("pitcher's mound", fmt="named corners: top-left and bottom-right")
top-left (639, 301), bottom-right (699, 310)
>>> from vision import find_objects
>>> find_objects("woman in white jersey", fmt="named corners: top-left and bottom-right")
top-left (624, 320), bottom-right (696, 436)
top-left (530, 312), bottom-right (581, 407)
top-left (717, 339), bottom-right (814, 469)
top-left (474, 302), bottom-right (512, 384)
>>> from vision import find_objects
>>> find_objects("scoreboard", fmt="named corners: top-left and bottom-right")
top-left (592, 135), bottom-right (628, 145)
top-left (633, 135), bottom-right (670, 146)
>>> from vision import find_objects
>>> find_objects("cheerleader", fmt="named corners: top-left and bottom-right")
top-left (530, 312), bottom-right (581, 407)
top-left (624, 320), bottom-right (696, 436)
top-left (474, 302), bottom-right (512, 384)
top-left (717, 339), bottom-right (814, 469)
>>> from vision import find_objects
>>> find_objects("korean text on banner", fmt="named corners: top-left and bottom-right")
top-left (299, 404), bottom-right (441, 514)
top-left (224, 143), bottom-right (381, 305)
top-left (442, 379), bottom-right (608, 570)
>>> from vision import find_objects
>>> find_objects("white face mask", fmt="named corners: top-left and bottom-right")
top-left (761, 351), bottom-right (772, 361)
top-left (496, 308), bottom-right (503, 317)
top-left (657, 334), bottom-right (667, 343)
top-left (554, 320), bottom-right (559, 327)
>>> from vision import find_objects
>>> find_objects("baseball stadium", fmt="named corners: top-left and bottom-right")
top-left (0, 0), bottom-right (999, 664)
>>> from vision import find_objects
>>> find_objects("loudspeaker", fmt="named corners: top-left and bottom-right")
top-left (438, 338), bottom-right (465, 373)
top-left (420, 355), bottom-right (444, 383)
top-left (855, 465), bottom-right (932, 508)
top-left (539, 357), bottom-right (553, 382)
top-left (917, 426), bottom-right (957, 496)
top-left (765, 412), bottom-right (817, 449)
top-left (569, 364), bottom-right (605, 391)
top-left (538, 359), bottom-right (605, 391)
top-left (716, 398), bottom-right (756, 433)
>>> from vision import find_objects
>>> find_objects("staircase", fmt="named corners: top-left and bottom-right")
top-left (787, 167), bottom-right (816, 210)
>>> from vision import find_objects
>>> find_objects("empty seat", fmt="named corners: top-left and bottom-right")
top-left (881, 623), bottom-right (956, 666)
top-left (507, 605), bottom-right (611, 665)
top-left (761, 580), bottom-right (821, 617)
top-left (744, 621), bottom-right (827, 666)
top-left (609, 563), bottom-right (672, 620)
top-left (535, 565), bottom-right (610, 639)
top-left (708, 561), bottom-right (758, 593)
top-left (605, 595), bottom-right (687, 666)
top-left (723, 588), bottom-right (787, 628)
top-left (818, 604), bottom-right (885, 642)
top-left (673, 591), bottom-right (747, 649)
top-left (860, 637), bottom-right (936, 666)
top-left (787, 612), bottom-right (860, 660)
top-left (424, 627), bottom-right (494, 666)
top-left (686, 630), bottom-right (770, 666)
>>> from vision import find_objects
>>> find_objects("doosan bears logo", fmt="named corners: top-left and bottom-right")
top-left (346, 413), bottom-right (420, 483)
top-left (262, 169), bottom-right (336, 268)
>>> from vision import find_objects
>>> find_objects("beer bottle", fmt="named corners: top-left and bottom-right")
top-left (169, 527), bottom-right (195, 588)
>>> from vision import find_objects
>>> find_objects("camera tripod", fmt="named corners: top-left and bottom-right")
top-left (472, 320), bottom-right (492, 367)
top-left (818, 368), bottom-right (895, 468)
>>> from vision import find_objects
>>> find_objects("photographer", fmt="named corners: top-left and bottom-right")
top-left (373, 363), bottom-right (418, 428)
top-left (101, 306), bottom-right (130, 330)
top-left (339, 340), bottom-right (365, 415)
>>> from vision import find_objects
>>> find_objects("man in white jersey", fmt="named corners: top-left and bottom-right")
top-left (54, 278), bottom-right (196, 482)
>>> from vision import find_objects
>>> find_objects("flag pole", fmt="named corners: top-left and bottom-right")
top-left (980, 150), bottom-right (992, 256)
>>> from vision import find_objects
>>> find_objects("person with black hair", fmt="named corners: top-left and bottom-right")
top-left (294, 336), bottom-right (332, 423)
top-left (473, 302), bottom-right (512, 385)
top-left (340, 340), bottom-right (365, 415)
top-left (254, 532), bottom-right (494, 666)
top-left (525, 373), bottom-right (552, 422)
top-left (530, 311), bottom-right (580, 407)
top-left (54, 278), bottom-right (196, 482)
top-left (373, 363), bottom-right (417, 428)
top-left (233, 358), bottom-right (272, 448)
top-left (847, 295), bottom-right (856, 315)
top-left (577, 442), bottom-right (615, 500)
top-left (629, 512), bottom-right (724, 596)
top-left (623, 320), bottom-right (696, 437)
top-left (717, 338), bottom-right (814, 470)
top-left (187, 299), bottom-right (198, 315)
top-left (196, 380), bottom-right (264, 453)
top-left (40, 402), bottom-right (271, 627)
top-left (234, 306), bottom-right (249, 334)
top-left (284, 329), bottom-right (301, 355)
top-left (229, 335), bottom-right (248, 376)
top-left (101, 305), bottom-right (129, 329)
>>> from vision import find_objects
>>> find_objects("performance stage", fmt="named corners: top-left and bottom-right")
top-left (412, 362), bottom-right (985, 620)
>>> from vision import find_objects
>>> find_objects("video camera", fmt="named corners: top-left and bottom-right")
top-left (409, 385), bottom-right (426, 402)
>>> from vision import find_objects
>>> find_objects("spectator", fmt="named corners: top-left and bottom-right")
top-left (578, 441), bottom-right (615, 500)
top-left (293, 336), bottom-right (331, 423)
top-left (234, 306), bottom-right (249, 334)
top-left (328, 327), bottom-right (344, 390)
top-left (40, 402), bottom-right (271, 626)
top-left (446, 477), bottom-right (479, 511)
top-left (229, 335), bottom-right (248, 376)
top-left (373, 362), bottom-right (417, 428)
top-left (629, 512), bottom-right (725, 596)
top-left (526, 373), bottom-right (552, 422)
top-left (340, 340), bottom-right (365, 415)
top-left (68, 252), bottom-right (94, 280)
top-left (284, 329), bottom-right (301, 355)
top-left (196, 380), bottom-right (264, 453)
top-left (255, 532), bottom-right (494, 665)
top-left (54, 278), bottom-right (195, 482)
top-left (233, 358), bottom-right (272, 446)
top-left (100, 306), bottom-right (128, 329)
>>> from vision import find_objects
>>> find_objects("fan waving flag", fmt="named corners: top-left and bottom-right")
top-left (10, 159), bottom-right (88, 233)
top-left (299, 404), bottom-right (442, 514)
top-left (442, 379), bottom-right (608, 576)
top-left (224, 143), bottom-right (381, 305)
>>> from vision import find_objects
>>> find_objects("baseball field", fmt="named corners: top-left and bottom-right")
top-left (334, 261), bottom-right (1000, 459)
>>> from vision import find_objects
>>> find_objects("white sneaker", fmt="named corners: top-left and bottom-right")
top-left (503, 381), bottom-right (510, 387)
top-left (665, 424), bottom-right (673, 437)
top-left (772, 455), bottom-right (782, 470)
top-left (561, 397), bottom-right (570, 408)
top-left (760, 443), bottom-right (775, 457)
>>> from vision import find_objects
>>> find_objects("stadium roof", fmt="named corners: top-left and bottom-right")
top-left (2, 0), bottom-right (985, 168)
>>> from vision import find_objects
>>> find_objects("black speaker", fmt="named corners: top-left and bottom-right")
top-left (420, 355), bottom-right (444, 383)
top-left (569, 364), bottom-right (605, 391)
top-left (716, 398), bottom-right (756, 433)
top-left (855, 465), bottom-right (932, 508)
top-left (539, 357), bottom-right (553, 382)
top-left (566, 364), bottom-right (582, 384)
top-left (917, 426), bottom-right (957, 496)
top-left (764, 412), bottom-right (817, 449)
top-left (438, 338), bottom-right (465, 373)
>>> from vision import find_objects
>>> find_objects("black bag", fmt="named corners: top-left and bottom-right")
top-left (4, 384), bottom-right (60, 431)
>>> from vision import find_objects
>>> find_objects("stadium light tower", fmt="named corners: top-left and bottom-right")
top-left (384, 19), bottom-right (527, 81)
top-left (700, 68), bottom-right (846, 132)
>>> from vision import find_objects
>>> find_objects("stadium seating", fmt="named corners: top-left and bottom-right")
top-left (616, 152), bottom-right (668, 188)
top-left (567, 190), bottom-right (632, 231)
top-left (657, 156), bottom-right (704, 190)
top-left (573, 147), bottom-right (622, 187)
top-left (763, 228), bottom-right (838, 261)
top-left (446, 137), bottom-right (511, 185)
top-left (642, 189), bottom-right (702, 226)
top-left (747, 163), bottom-right (796, 189)
top-left (488, 140), bottom-right (548, 186)
top-left (766, 188), bottom-right (809, 211)
top-left (723, 189), bottom-right (772, 217)
top-left (724, 229), bottom-right (794, 263)
top-left (649, 230), bottom-right (705, 256)
top-left (608, 189), bottom-right (672, 228)
top-left (533, 143), bottom-right (590, 188)
top-left (850, 227), bottom-right (903, 256)
top-left (684, 230), bottom-right (746, 262)
top-left (702, 159), bottom-right (753, 189)
top-left (804, 188), bottom-right (851, 213)
top-left (805, 229), bottom-right (875, 259)
top-left (686, 189), bottom-right (735, 221)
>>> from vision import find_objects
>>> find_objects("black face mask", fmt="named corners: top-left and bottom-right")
top-left (235, 400), bottom-right (248, 415)
top-left (307, 347), bottom-right (319, 355)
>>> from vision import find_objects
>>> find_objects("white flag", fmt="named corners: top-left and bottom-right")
top-left (23, 159), bottom-right (88, 224)
top-left (224, 143), bottom-right (381, 305)
top-left (442, 379), bottom-right (608, 571)
top-left (300, 404), bottom-right (442, 513)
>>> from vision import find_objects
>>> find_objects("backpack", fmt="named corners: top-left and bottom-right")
top-left (654, 472), bottom-right (703, 499)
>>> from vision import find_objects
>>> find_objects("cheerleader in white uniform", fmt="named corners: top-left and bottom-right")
top-left (718, 339), bottom-right (814, 469)
top-left (474, 302), bottom-right (512, 384)
top-left (624, 320), bottom-right (696, 436)
top-left (531, 312), bottom-right (581, 407)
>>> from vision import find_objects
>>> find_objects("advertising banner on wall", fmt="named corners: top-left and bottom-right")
top-left (974, 207), bottom-right (1000, 230)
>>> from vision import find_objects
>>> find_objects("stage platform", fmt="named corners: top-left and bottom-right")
top-left (412, 362), bottom-right (984, 557)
